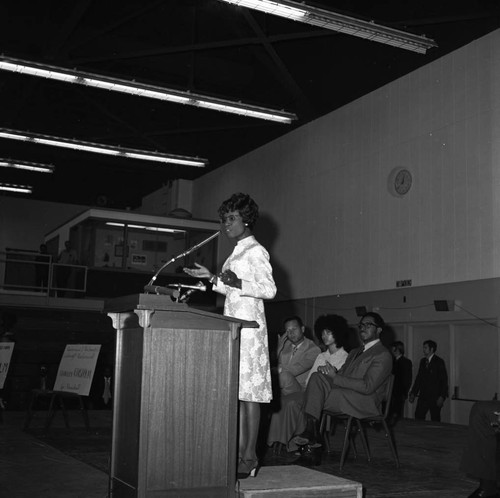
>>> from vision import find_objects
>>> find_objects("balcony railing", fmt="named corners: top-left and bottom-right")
top-left (0, 249), bottom-right (87, 296)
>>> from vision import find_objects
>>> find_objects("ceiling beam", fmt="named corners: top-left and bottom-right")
top-left (88, 121), bottom-right (272, 142)
top-left (45, 0), bottom-right (94, 59)
top-left (241, 10), bottom-right (314, 119)
top-left (70, 29), bottom-right (336, 64)
top-left (64, 1), bottom-right (166, 54)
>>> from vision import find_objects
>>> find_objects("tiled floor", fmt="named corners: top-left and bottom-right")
top-left (1, 409), bottom-right (480, 498)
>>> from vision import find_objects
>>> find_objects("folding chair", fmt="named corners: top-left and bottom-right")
top-left (320, 374), bottom-right (399, 471)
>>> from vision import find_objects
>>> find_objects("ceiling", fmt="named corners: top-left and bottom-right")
top-left (0, 0), bottom-right (499, 209)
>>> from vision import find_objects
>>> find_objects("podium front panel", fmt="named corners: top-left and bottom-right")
top-left (145, 324), bottom-right (237, 489)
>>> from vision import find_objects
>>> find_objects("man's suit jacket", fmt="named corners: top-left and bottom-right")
top-left (393, 355), bottom-right (413, 399)
top-left (279, 337), bottom-right (320, 390)
top-left (328, 341), bottom-right (393, 418)
top-left (410, 354), bottom-right (448, 402)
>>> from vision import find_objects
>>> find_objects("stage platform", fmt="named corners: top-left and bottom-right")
top-left (238, 465), bottom-right (362, 498)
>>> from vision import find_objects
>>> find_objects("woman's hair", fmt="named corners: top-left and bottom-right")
top-left (218, 192), bottom-right (259, 229)
top-left (314, 314), bottom-right (349, 348)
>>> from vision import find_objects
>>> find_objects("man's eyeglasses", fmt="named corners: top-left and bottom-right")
top-left (358, 322), bottom-right (377, 330)
top-left (220, 214), bottom-right (241, 224)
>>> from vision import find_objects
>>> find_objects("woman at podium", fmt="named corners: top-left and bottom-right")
top-left (184, 192), bottom-right (277, 479)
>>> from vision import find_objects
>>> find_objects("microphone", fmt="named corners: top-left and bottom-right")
top-left (145, 231), bottom-right (220, 287)
top-left (178, 288), bottom-right (196, 303)
top-left (168, 282), bottom-right (207, 292)
top-left (143, 285), bottom-right (179, 297)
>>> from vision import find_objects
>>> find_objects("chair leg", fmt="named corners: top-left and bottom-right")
top-left (339, 417), bottom-right (353, 471)
top-left (320, 414), bottom-right (331, 453)
top-left (382, 419), bottom-right (400, 467)
top-left (355, 419), bottom-right (371, 462)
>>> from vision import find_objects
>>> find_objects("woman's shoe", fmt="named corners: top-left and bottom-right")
top-left (237, 458), bottom-right (259, 479)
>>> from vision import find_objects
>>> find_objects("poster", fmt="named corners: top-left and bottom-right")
top-left (53, 344), bottom-right (101, 396)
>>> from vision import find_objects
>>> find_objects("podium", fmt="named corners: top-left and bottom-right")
top-left (106, 294), bottom-right (254, 498)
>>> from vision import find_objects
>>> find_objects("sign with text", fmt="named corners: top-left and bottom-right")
top-left (0, 342), bottom-right (14, 389)
top-left (53, 344), bottom-right (101, 396)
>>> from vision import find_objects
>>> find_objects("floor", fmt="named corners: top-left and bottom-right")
top-left (263, 418), bottom-right (477, 498)
top-left (1, 410), bottom-right (110, 498)
top-left (1, 409), bottom-right (480, 498)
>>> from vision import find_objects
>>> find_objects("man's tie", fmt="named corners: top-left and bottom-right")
top-left (354, 347), bottom-right (364, 360)
top-left (292, 345), bottom-right (298, 357)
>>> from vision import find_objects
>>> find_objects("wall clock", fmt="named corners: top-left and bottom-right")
top-left (388, 168), bottom-right (412, 197)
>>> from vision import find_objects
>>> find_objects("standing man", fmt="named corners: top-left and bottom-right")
top-left (409, 340), bottom-right (448, 421)
top-left (388, 341), bottom-right (413, 424)
top-left (275, 316), bottom-right (320, 396)
top-left (293, 312), bottom-right (393, 448)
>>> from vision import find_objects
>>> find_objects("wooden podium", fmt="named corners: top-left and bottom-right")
top-left (106, 294), bottom-right (254, 498)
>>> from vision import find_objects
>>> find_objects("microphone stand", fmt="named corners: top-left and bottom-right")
top-left (145, 231), bottom-right (220, 289)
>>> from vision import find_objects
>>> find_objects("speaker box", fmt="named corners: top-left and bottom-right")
top-left (434, 300), bottom-right (454, 311)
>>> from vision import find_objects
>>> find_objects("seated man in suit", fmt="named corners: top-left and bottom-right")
top-left (460, 400), bottom-right (500, 498)
top-left (274, 316), bottom-right (321, 397)
top-left (293, 311), bottom-right (393, 449)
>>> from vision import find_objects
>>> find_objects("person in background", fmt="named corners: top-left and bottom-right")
top-left (89, 365), bottom-right (113, 410)
top-left (274, 316), bottom-right (320, 397)
top-left (57, 241), bottom-right (78, 296)
top-left (409, 340), bottom-right (448, 421)
top-left (388, 340), bottom-right (412, 425)
top-left (184, 192), bottom-right (276, 479)
top-left (267, 315), bottom-right (321, 454)
top-left (34, 243), bottom-right (50, 291)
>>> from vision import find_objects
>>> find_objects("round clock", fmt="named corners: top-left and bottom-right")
top-left (388, 168), bottom-right (412, 197)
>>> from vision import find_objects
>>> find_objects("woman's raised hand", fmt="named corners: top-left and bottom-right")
top-left (183, 262), bottom-right (211, 279)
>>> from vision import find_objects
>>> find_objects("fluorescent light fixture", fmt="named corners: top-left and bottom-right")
top-left (106, 222), bottom-right (185, 233)
top-left (0, 128), bottom-right (208, 167)
top-left (220, 0), bottom-right (437, 54)
top-left (0, 183), bottom-right (33, 194)
top-left (0, 56), bottom-right (297, 124)
top-left (0, 159), bottom-right (55, 173)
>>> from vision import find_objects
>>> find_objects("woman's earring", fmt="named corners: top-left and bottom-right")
top-left (245, 223), bottom-right (248, 226)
